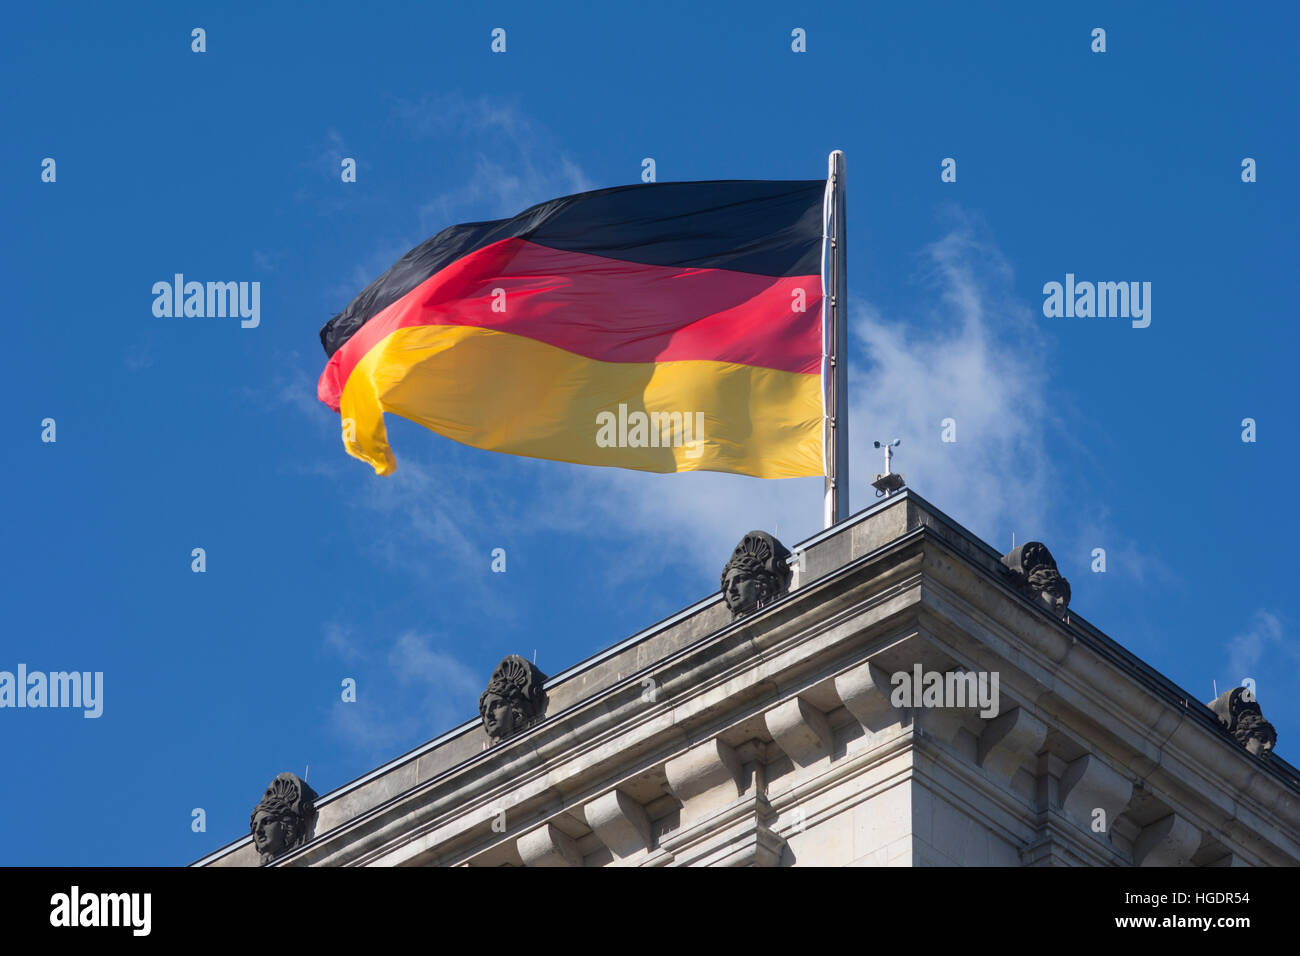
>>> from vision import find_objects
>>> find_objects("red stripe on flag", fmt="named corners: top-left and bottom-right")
top-left (318, 238), bottom-right (821, 410)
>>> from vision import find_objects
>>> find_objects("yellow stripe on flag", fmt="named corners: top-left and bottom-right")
top-left (339, 324), bottom-right (822, 478)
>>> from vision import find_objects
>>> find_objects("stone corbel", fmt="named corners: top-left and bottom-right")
top-left (911, 669), bottom-right (987, 745)
top-left (664, 739), bottom-right (743, 826)
top-left (582, 789), bottom-right (652, 861)
top-left (833, 660), bottom-right (904, 735)
top-left (1133, 813), bottom-right (1200, 867)
top-left (764, 696), bottom-right (833, 768)
top-left (516, 821), bottom-right (582, 867)
top-left (915, 706), bottom-right (970, 745)
top-left (1059, 754), bottom-right (1133, 833)
top-left (977, 707), bottom-right (1047, 779)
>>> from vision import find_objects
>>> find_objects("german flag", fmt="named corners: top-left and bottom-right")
top-left (318, 180), bottom-right (826, 478)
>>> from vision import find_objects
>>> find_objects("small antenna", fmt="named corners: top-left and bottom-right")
top-left (1012, 532), bottom-right (1016, 550)
top-left (1213, 679), bottom-right (1218, 699)
top-left (533, 648), bottom-right (537, 664)
top-left (304, 764), bottom-right (309, 781)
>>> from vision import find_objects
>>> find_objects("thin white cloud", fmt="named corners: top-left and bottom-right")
top-left (348, 455), bottom-right (530, 617)
top-left (1226, 611), bottom-right (1296, 693)
top-left (233, 350), bottom-right (335, 438)
top-left (329, 699), bottom-right (405, 755)
top-left (846, 215), bottom-right (1054, 548)
top-left (324, 628), bottom-right (482, 758)
top-left (389, 632), bottom-right (482, 699)
top-left (392, 91), bottom-right (595, 227)
top-left (123, 336), bottom-right (155, 372)
top-left (322, 620), bottom-right (362, 664)
top-left (319, 128), bottom-right (350, 176)
top-left (252, 249), bottom-right (284, 273)
top-left (1064, 513), bottom-right (1181, 589)
top-left (293, 127), bottom-right (362, 216)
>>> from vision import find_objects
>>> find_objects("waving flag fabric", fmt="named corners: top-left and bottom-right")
top-left (318, 180), bottom-right (825, 477)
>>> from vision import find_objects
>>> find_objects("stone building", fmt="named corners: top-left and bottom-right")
top-left (194, 491), bottom-right (1300, 867)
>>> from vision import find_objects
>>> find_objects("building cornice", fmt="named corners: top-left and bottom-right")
top-left (194, 491), bottom-right (1299, 867)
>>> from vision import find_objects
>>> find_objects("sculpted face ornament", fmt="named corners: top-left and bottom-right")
top-left (249, 773), bottom-right (317, 865)
top-left (721, 531), bottom-right (793, 620)
top-left (1001, 542), bottom-right (1071, 620)
top-left (479, 655), bottom-right (548, 744)
top-left (1208, 687), bottom-right (1277, 757)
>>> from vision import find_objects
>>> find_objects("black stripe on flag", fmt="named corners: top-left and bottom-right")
top-left (320, 180), bottom-right (824, 357)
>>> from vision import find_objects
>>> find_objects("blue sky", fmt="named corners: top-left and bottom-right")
top-left (3, 1), bottom-right (1297, 865)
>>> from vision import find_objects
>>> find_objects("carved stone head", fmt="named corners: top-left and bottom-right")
top-left (720, 531), bottom-right (793, 620)
top-left (1208, 687), bottom-right (1277, 757)
top-left (479, 655), bottom-right (549, 743)
top-left (249, 773), bottom-right (317, 864)
top-left (1001, 542), bottom-right (1071, 619)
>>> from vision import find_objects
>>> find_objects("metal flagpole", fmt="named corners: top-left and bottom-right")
top-left (823, 150), bottom-right (849, 529)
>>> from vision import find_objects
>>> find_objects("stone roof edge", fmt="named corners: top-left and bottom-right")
top-left (275, 529), bottom-right (936, 865)
top-left (904, 497), bottom-right (1300, 794)
top-left (288, 520), bottom-right (1300, 866)
top-left (191, 497), bottom-right (925, 866)
top-left (191, 488), bottom-right (1299, 865)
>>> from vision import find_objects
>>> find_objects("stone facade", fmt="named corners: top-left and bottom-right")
top-left (194, 491), bottom-right (1300, 867)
